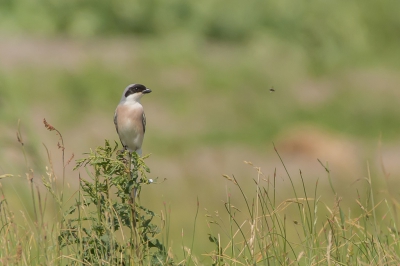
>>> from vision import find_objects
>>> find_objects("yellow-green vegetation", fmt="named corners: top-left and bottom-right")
top-left (0, 122), bottom-right (400, 265)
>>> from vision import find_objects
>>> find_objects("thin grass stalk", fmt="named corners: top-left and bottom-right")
top-left (343, 235), bottom-right (368, 262)
top-left (376, 235), bottom-right (389, 265)
top-left (261, 187), bottom-right (285, 264)
top-left (17, 122), bottom-right (44, 263)
top-left (249, 198), bottom-right (256, 256)
top-left (299, 170), bottom-right (313, 234)
top-left (181, 228), bottom-right (187, 262)
top-left (226, 194), bottom-right (254, 262)
top-left (273, 144), bottom-right (299, 200)
top-left (0, 188), bottom-right (12, 259)
top-left (360, 188), bottom-right (373, 264)
top-left (251, 207), bottom-right (262, 262)
top-left (274, 145), bottom-right (308, 249)
top-left (166, 206), bottom-right (171, 262)
top-left (346, 209), bottom-right (353, 265)
top-left (105, 174), bottom-right (115, 265)
top-left (77, 177), bottom-right (84, 264)
top-left (313, 180), bottom-right (319, 235)
top-left (253, 168), bottom-right (262, 261)
top-left (317, 160), bottom-right (336, 195)
top-left (273, 168), bottom-right (276, 209)
top-left (28, 176), bottom-right (41, 262)
top-left (187, 197), bottom-right (199, 266)
top-left (232, 175), bottom-right (253, 220)
top-left (217, 234), bottom-right (222, 266)
top-left (325, 218), bottom-right (336, 262)
top-left (385, 200), bottom-right (400, 256)
top-left (257, 189), bottom-right (273, 265)
top-left (36, 185), bottom-right (49, 262)
top-left (253, 179), bottom-right (267, 264)
top-left (366, 162), bottom-right (378, 234)
top-left (163, 202), bottom-right (171, 263)
top-left (43, 119), bottom-right (68, 265)
top-left (299, 170), bottom-right (314, 262)
top-left (127, 151), bottom-right (136, 261)
top-left (227, 191), bottom-right (235, 264)
top-left (283, 214), bottom-right (288, 265)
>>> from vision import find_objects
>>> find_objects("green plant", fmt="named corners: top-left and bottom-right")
top-left (58, 140), bottom-right (173, 265)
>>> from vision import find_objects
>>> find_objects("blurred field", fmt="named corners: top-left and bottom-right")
top-left (1, 0), bottom-right (400, 262)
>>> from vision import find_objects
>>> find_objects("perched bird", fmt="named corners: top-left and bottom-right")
top-left (114, 84), bottom-right (152, 156)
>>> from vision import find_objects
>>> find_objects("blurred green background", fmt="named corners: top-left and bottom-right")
top-left (1, 0), bottom-right (400, 259)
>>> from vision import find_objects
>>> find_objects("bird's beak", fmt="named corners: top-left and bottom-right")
top-left (143, 88), bottom-right (152, 94)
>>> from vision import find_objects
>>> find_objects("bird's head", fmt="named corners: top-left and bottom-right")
top-left (121, 84), bottom-right (152, 103)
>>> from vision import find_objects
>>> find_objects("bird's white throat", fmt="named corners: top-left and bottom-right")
top-left (125, 93), bottom-right (144, 103)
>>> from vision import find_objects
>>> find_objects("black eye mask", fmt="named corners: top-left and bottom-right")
top-left (125, 84), bottom-right (147, 97)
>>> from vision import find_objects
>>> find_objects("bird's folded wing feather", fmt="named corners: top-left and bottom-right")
top-left (114, 109), bottom-right (119, 134)
top-left (142, 112), bottom-right (146, 133)
top-left (114, 109), bottom-right (126, 148)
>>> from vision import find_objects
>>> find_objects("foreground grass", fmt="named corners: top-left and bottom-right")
top-left (1, 121), bottom-right (400, 265)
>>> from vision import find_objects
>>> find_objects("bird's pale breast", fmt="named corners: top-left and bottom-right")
top-left (116, 103), bottom-right (144, 152)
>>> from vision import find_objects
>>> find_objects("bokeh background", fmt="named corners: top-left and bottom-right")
top-left (1, 0), bottom-right (400, 259)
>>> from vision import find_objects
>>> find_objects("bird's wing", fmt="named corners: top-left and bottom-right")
top-left (142, 112), bottom-right (146, 134)
top-left (114, 109), bottom-right (119, 134)
top-left (114, 108), bottom-right (126, 149)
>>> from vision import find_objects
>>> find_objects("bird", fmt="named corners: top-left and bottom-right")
top-left (114, 84), bottom-right (152, 156)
